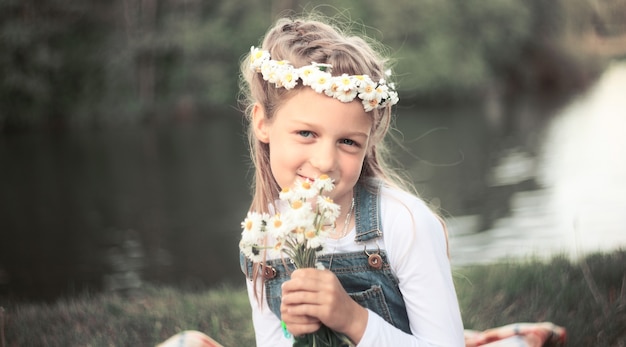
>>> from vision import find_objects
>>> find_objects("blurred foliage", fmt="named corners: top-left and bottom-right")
top-left (363, 0), bottom-right (533, 99)
top-left (0, 0), bottom-right (623, 130)
top-left (0, 0), bottom-right (111, 129)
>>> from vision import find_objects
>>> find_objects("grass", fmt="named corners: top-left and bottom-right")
top-left (1, 250), bottom-right (625, 346)
top-left (455, 250), bottom-right (626, 347)
top-left (1, 285), bottom-right (255, 346)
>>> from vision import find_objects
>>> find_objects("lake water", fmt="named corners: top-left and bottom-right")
top-left (1, 61), bottom-right (625, 301)
top-left (447, 61), bottom-right (626, 266)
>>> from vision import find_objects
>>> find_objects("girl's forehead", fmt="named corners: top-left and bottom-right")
top-left (275, 89), bottom-right (372, 130)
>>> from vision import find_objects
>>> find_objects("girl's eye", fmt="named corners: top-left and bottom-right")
top-left (297, 130), bottom-right (314, 138)
top-left (340, 138), bottom-right (357, 147)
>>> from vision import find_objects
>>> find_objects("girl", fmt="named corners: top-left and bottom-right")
top-left (238, 16), bottom-right (465, 346)
top-left (159, 14), bottom-right (566, 347)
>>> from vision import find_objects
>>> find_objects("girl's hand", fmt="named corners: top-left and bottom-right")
top-left (280, 268), bottom-right (368, 344)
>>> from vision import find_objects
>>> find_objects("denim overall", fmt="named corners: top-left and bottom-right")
top-left (240, 180), bottom-right (411, 334)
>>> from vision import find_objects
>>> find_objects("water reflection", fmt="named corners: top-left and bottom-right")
top-left (448, 61), bottom-right (626, 265)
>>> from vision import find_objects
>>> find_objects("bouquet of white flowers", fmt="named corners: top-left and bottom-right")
top-left (239, 175), bottom-right (354, 347)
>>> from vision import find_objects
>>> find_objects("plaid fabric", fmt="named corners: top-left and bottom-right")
top-left (464, 322), bottom-right (567, 347)
top-left (157, 331), bottom-right (223, 347)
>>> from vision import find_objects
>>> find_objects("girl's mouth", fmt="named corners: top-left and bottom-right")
top-left (297, 174), bottom-right (313, 181)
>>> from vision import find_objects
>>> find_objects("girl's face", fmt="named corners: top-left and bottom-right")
top-left (253, 88), bottom-right (372, 210)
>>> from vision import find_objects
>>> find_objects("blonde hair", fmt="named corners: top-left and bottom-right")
top-left (240, 16), bottom-right (411, 214)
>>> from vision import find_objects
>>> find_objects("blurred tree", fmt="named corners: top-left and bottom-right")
top-left (0, 0), bottom-right (110, 130)
top-left (366, 0), bottom-right (533, 101)
top-left (160, 1), bottom-right (272, 119)
top-left (97, 0), bottom-right (182, 124)
top-left (509, 0), bottom-right (605, 94)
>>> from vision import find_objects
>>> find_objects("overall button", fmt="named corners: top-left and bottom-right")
top-left (367, 253), bottom-right (383, 269)
top-left (262, 265), bottom-right (277, 279)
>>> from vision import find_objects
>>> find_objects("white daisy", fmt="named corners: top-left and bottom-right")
top-left (249, 46), bottom-right (270, 71)
top-left (312, 174), bottom-right (335, 192)
top-left (309, 70), bottom-right (333, 94)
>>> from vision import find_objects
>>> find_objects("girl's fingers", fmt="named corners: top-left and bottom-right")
top-left (280, 268), bottom-right (367, 338)
top-left (283, 321), bottom-right (322, 336)
top-left (282, 269), bottom-right (336, 293)
top-left (281, 308), bottom-right (319, 322)
top-left (281, 297), bottom-right (322, 336)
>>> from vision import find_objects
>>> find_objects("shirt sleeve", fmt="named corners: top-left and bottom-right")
top-left (356, 188), bottom-right (465, 347)
top-left (245, 278), bottom-right (294, 347)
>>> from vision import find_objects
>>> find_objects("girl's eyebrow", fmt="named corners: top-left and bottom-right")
top-left (342, 130), bottom-right (369, 138)
top-left (291, 120), bottom-right (370, 138)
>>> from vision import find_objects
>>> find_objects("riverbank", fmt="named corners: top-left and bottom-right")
top-left (2, 250), bottom-right (624, 346)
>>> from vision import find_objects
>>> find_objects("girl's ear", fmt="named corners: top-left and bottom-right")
top-left (252, 103), bottom-right (270, 143)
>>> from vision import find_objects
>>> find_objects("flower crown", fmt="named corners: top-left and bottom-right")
top-left (249, 46), bottom-right (399, 112)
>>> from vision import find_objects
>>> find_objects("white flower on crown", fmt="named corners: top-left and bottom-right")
top-left (299, 62), bottom-right (332, 88)
top-left (248, 46), bottom-right (398, 111)
top-left (327, 74), bottom-right (358, 103)
top-left (279, 66), bottom-right (298, 89)
top-left (250, 47), bottom-right (270, 71)
top-left (358, 77), bottom-right (380, 102)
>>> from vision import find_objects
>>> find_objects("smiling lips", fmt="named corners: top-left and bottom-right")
top-left (298, 174), bottom-right (336, 184)
top-left (297, 174), bottom-right (315, 181)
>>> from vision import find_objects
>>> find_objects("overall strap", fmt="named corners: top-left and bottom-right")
top-left (354, 179), bottom-right (383, 243)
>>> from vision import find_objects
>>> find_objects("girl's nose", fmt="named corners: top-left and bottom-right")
top-left (310, 142), bottom-right (337, 173)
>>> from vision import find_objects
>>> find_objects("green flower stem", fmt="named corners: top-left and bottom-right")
top-left (293, 325), bottom-right (355, 347)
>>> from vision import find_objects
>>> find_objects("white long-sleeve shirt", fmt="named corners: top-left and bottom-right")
top-left (245, 185), bottom-right (465, 346)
